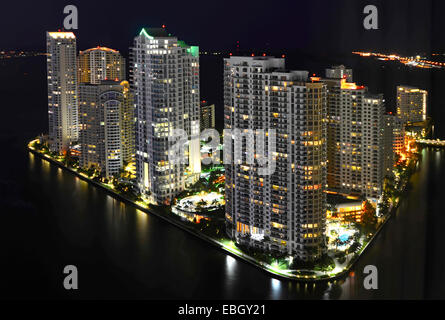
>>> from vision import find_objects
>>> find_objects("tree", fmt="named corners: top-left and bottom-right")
top-left (86, 166), bottom-right (96, 178)
top-left (378, 197), bottom-right (389, 216)
top-left (360, 201), bottom-right (378, 235)
top-left (208, 170), bottom-right (219, 184)
top-left (64, 151), bottom-right (78, 167)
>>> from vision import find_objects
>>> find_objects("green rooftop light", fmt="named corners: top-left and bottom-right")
top-left (139, 28), bottom-right (154, 40)
top-left (187, 46), bottom-right (199, 57)
top-left (177, 40), bottom-right (188, 48)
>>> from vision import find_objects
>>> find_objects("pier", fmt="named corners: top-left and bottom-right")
top-left (416, 139), bottom-right (445, 147)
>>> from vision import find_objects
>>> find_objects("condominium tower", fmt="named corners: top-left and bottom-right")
top-left (46, 31), bottom-right (78, 153)
top-left (392, 116), bottom-right (405, 156)
top-left (78, 46), bottom-right (125, 84)
top-left (325, 65), bottom-right (353, 82)
top-left (396, 86), bottom-right (427, 124)
top-left (384, 114), bottom-right (397, 177)
top-left (119, 80), bottom-right (135, 163)
top-left (79, 80), bottom-right (132, 178)
top-left (322, 67), bottom-right (388, 200)
top-left (200, 101), bottom-right (216, 130)
top-left (131, 28), bottom-right (201, 205)
top-left (78, 46), bottom-right (134, 165)
top-left (224, 56), bottom-right (327, 261)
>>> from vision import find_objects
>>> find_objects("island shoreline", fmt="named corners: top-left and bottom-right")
top-left (28, 144), bottom-right (410, 283)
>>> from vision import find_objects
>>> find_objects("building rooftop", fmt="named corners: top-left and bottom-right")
top-left (80, 46), bottom-right (119, 54)
top-left (397, 85), bottom-right (427, 93)
top-left (47, 31), bottom-right (75, 39)
top-left (139, 27), bottom-right (171, 38)
top-left (327, 193), bottom-right (365, 205)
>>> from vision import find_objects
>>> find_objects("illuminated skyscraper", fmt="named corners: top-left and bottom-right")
top-left (325, 65), bottom-right (353, 82)
top-left (392, 116), bottom-right (405, 156)
top-left (200, 101), bottom-right (215, 130)
top-left (78, 46), bottom-right (125, 84)
top-left (79, 80), bottom-right (132, 178)
top-left (322, 68), bottom-right (386, 200)
top-left (120, 81), bottom-right (135, 164)
top-left (224, 56), bottom-right (327, 261)
top-left (396, 86), bottom-right (427, 124)
top-left (46, 31), bottom-right (78, 153)
top-left (131, 28), bottom-right (201, 205)
top-left (383, 114), bottom-right (397, 177)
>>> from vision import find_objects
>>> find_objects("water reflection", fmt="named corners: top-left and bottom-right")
top-left (135, 209), bottom-right (149, 245)
top-left (225, 255), bottom-right (237, 277)
top-left (28, 152), bottom-right (34, 167)
top-left (270, 278), bottom-right (282, 299)
top-left (23, 148), bottom-right (445, 299)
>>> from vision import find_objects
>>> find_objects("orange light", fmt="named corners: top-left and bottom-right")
top-left (82, 46), bottom-right (119, 53)
top-left (340, 79), bottom-right (365, 90)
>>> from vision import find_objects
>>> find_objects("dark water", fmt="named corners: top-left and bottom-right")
top-left (1, 56), bottom-right (445, 299)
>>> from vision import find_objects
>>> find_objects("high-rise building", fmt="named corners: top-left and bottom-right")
top-left (46, 31), bottom-right (78, 153)
top-left (393, 116), bottom-right (405, 156)
top-left (119, 81), bottom-right (135, 164)
top-left (200, 101), bottom-right (215, 130)
top-left (79, 80), bottom-right (132, 178)
top-left (78, 46), bottom-right (125, 84)
top-left (224, 56), bottom-right (327, 261)
top-left (77, 47), bottom-right (134, 164)
top-left (382, 113), bottom-right (405, 162)
top-left (383, 114), bottom-right (397, 177)
top-left (322, 70), bottom-right (386, 200)
top-left (131, 27), bottom-right (201, 205)
top-left (325, 65), bottom-right (353, 82)
top-left (396, 86), bottom-right (427, 124)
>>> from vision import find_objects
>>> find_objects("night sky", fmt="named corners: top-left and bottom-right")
top-left (1, 0), bottom-right (444, 55)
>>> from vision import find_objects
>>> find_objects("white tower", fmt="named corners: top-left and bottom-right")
top-left (224, 56), bottom-right (327, 261)
top-left (131, 28), bottom-right (201, 205)
top-left (46, 31), bottom-right (78, 153)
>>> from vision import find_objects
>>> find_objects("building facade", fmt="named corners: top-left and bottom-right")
top-left (396, 86), bottom-right (427, 124)
top-left (46, 31), bottom-right (79, 153)
top-left (322, 68), bottom-right (387, 200)
top-left (325, 65), bottom-right (353, 82)
top-left (393, 116), bottom-right (405, 156)
top-left (131, 28), bottom-right (201, 205)
top-left (79, 80), bottom-right (130, 178)
top-left (119, 81), bottom-right (135, 164)
top-left (384, 114), bottom-right (397, 177)
top-left (224, 56), bottom-right (327, 261)
top-left (200, 101), bottom-right (215, 130)
top-left (78, 46), bottom-right (125, 84)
